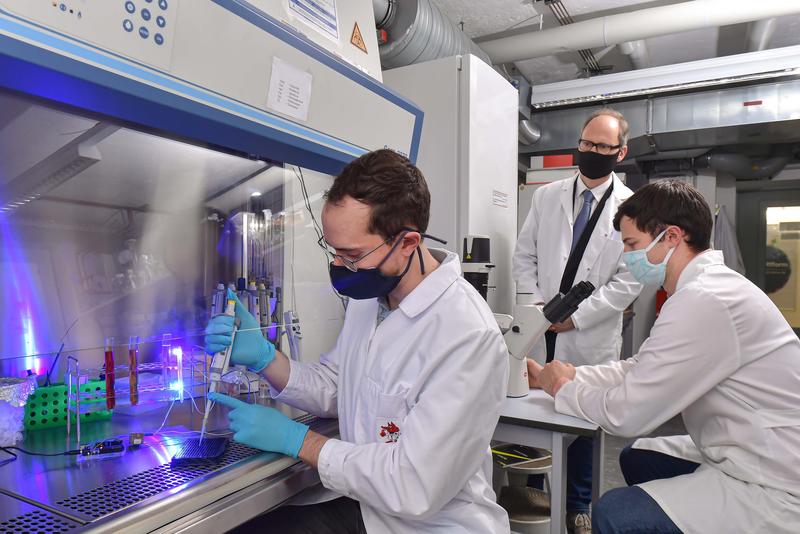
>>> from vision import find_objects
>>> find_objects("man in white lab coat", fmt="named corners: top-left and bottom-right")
top-left (513, 108), bottom-right (641, 531)
top-left (205, 149), bottom-right (510, 533)
top-left (534, 180), bottom-right (800, 533)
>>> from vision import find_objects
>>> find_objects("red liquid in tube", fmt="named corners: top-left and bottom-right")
top-left (129, 336), bottom-right (139, 405)
top-left (104, 337), bottom-right (115, 410)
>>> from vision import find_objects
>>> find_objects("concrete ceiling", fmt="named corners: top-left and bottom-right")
top-left (432, 0), bottom-right (800, 85)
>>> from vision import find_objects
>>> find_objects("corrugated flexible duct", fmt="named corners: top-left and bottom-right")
top-left (373, 0), bottom-right (490, 69)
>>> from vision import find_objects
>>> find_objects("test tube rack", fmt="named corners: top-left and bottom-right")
top-left (65, 343), bottom-right (208, 445)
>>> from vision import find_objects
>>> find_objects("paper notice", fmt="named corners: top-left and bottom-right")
top-left (492, 189), bottom-right (510, 208)
top-left (266, 57), bottom-right (312, 122)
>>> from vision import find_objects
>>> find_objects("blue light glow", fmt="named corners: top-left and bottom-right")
top-left (0, 213), bottom-right (52, 366)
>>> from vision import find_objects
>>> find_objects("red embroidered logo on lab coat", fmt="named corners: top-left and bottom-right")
top-left (379, 421), bottom-right (400, 443)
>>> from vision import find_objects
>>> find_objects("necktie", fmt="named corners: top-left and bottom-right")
top-left (571, 189), bottom-right (595, 252)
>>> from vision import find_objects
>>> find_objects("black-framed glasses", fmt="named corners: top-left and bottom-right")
top-left (578, 138), bottom-right (622, 155)
top-left (318, 232), bottom-right (406, 272)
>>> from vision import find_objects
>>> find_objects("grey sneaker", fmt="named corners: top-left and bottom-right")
top-left (567, 512), bottom-right (591, 534)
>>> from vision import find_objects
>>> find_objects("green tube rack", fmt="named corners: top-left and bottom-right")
top-left (24, 380), bottom-right (112, 430)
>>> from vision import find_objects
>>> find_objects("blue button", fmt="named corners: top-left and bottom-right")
top-left (141, 8), bottom-right (151, 20)
top-left (59, 3), bottom-right (67, 11)
top-left (124, 1), bottom-right (135, 14)
top-left (144, 0), bottom-right (152, 2)
top-left (139, 26), bottom-right (149, 38)
top-left (156, 15), bottom-right (166, 28)
top-left (158, 0), bottom-right (168, 10)
top-left (122, 19), bottom-right (134, 32)
top-left (154, 33), bottom-right (164, 45)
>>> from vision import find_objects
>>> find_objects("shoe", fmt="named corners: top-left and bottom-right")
top-left (567, 512), bottom-right (591, 534)
top-left (498, 485), bottom-right (550, 520)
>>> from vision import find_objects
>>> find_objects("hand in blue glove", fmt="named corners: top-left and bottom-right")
top-left (209, 392), bottom-right (309, 458)
top-left (204, 289), bottom-right (275, 372)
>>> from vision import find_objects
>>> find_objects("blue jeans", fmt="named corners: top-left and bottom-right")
top-left (593, 445), bottom-right (701, 533)
top-left (566, 435), bottom-right (593, 514)
top-left (527, 436), bottom-right (594, 513)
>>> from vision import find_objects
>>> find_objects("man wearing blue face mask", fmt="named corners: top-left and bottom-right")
top-left (205, 149), bottom-right (510, 533)
top-left (532, 180), bottom-right (800, 534)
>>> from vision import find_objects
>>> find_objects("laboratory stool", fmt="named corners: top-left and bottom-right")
top-left (494, 446), bottom-right (552, 534)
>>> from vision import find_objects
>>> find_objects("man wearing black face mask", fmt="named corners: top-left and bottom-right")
top-left (512, 108), bottom-right (642, 533)
top-left (207, 149), bottom-right (510, 533)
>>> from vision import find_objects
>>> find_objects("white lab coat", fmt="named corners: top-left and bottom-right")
top-left (273, 249), bottom-right (510, 533)
top-left (555, 251), bottom-right (800, 533)
top-left (513, 173), bottom-right (641, 365)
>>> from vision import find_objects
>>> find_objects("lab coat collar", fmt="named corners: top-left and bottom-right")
top-left (398, 248), bottom-right (461, 318)
top-left (560, 172), bottom-right (626, 223)
top-left (675, 249), bottom-right (724, 292)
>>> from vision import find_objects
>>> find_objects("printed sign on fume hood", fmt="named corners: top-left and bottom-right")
top-left (266, 57), bottom-right (312, 122)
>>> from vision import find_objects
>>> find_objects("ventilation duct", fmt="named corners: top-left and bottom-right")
top-left (373, 0), bottom-right (490, 69)
top-left (696, 153), bottom-right (792, 180)
top-left (519, 119), bottom-right (541, 145)
top-left (524, 77), bottom-right (800, 160)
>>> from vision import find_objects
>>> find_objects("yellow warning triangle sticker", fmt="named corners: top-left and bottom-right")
top-left (351, 21), bottom-right (367, 54)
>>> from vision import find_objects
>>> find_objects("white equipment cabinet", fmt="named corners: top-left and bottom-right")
top-left (383, 55), bottom-right (518, 313)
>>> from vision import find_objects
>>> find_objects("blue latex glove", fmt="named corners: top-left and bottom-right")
top-left (209, 392), bottom-right (309, 458)
top-left (204, 289), bottom-right (275, 372)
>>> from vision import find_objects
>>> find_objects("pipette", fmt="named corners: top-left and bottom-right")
top-left (200, 296), bottom-right (238, 443)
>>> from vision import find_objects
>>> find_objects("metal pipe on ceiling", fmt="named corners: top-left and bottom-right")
top-left (619, 40), bottom-right (650, 70)
top-left (480, 0), bottom-right (800, 65)
top-left (747, 18), bottom-right (778, 52)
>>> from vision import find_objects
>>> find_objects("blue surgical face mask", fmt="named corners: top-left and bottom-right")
top-left (622, 229), bottom-right (675, 286)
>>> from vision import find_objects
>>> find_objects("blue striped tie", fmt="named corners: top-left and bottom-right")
top-left (571, 190), bottom-right (595, 252)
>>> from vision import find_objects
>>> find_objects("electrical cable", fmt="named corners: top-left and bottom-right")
top-left (0, 446), bottom-right (81, 463)
top-left (292, 165), bottom-right (347, 311)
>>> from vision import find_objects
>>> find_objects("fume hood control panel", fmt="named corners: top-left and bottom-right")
top-left (0, 0), bottom-right (178, 70)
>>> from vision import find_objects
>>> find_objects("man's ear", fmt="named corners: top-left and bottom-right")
top-left (666, 225), bottom-right (686, 245)
top-left (617, 145), bottom-right (628, 162)
top-left (399, 231), bottom-right (422, 257)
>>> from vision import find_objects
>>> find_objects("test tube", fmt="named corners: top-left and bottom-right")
top-left (128, 336), bottom-right (139, 405)
top-left (104, 337), bottom-right (116, 410)
top-left (161, 333), bottom-right (171, 388)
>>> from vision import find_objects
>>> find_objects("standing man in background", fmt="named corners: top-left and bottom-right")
top-left (512, 108), bottom-right (642, 533)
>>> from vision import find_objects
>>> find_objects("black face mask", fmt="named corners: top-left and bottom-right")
top-left (577, 150), bottom-right (619, 180)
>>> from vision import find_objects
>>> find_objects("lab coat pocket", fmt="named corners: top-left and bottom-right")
top-left (375, 392), bottom-right (409, 444)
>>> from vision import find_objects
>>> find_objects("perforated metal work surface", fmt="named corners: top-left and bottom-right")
top-left (54, 442), bottom-right (261, 519)
top-left (0, 493), bottom-right (82, 534)
top-left (0, 509), bottom-right (81, 534)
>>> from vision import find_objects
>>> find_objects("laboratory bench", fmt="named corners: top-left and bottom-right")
top-left (0, 398), bottom-right (338, 533)
top-left (494, 389), bottom-right (605, 534)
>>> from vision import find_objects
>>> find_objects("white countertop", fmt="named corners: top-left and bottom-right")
top-left (499, 389), bottom-right (599, 436)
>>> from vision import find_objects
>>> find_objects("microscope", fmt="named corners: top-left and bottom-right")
top-left (498, 281), bottom-right (595, 397)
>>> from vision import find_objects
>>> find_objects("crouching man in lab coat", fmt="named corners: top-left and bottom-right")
top-left (205, 149), bottom-right (510, 533)
top-left (531, 180), bottom-right (800, 533)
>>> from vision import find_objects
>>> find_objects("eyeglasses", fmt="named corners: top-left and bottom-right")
top-left (318, 231), bottom-right (408, 272)
top-left (578, 139), bottom-right (622, 155)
